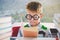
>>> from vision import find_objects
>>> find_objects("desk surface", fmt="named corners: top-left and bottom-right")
top-left (11, 37), bottom-right (56, 40)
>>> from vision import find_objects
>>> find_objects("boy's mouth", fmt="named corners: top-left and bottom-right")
top-left (30, 21), bottom-right (36, 25)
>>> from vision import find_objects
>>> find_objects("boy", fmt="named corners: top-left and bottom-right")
top-left (24, 1), bottom-right (49, 37)
top-left (10, 1), bottom-right (50, 40)
top-left (18, 1), bottom-right (50, 37)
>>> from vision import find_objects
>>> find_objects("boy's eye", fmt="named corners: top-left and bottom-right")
top-left (33, 15), bottom-right (39, 20)
top-left (25, 14), bottom-right (31, 20)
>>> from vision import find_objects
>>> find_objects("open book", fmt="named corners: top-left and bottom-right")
top-left (23, 27), bottom-right (38, 37)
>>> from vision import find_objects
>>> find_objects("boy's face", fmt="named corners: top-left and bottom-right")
top-left (26, 10), bottom-right (42, 26)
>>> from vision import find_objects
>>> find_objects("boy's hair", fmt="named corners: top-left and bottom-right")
top-left (26, 1), bottom-right (42, 12)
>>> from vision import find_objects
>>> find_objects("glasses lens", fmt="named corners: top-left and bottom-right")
top-left (25, 14), bottom-right (31, 20)
top-left (33, 15), bottom-right (39, 20)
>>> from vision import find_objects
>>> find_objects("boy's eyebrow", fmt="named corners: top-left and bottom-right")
top-left (26, 14), bottom-right (39, 16)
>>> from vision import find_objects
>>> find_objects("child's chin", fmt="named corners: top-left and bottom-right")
top-left (31, 24), bottom-right (36, 26)
top-left (30, 23), bottom-right (35, 25)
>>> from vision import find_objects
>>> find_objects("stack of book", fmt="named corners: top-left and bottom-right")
top-left (53, 14), bottom-right (60, 30)
top-left (0, 16), bottom-right (12, 40)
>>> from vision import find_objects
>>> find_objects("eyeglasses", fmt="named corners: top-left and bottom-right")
top-left (25, 14), bottom-right (39, 20)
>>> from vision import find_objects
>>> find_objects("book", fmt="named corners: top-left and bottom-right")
top-left (23, 27), bottom-right (38, 37)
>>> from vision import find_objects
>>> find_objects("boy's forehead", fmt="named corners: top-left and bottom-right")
top-left (26, 10), bottom-right (40, 15)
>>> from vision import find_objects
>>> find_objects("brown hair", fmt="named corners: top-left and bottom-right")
top-left (26, 1), bottom-right (42, 12)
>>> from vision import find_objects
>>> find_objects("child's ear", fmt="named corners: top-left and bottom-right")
top-left (40, 14), bottom-right (43, 18)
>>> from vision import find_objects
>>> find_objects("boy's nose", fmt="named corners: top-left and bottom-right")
top-left (31, 18), bottom-right (34, 20)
